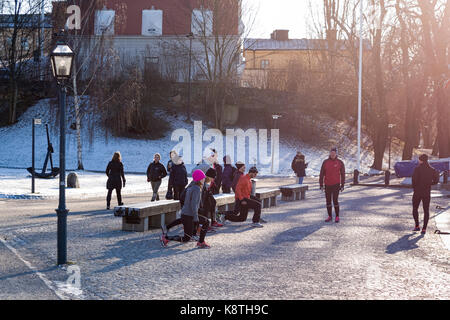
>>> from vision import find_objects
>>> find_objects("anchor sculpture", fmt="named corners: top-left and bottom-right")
top-left (27, 124), bottom-right (60, 179)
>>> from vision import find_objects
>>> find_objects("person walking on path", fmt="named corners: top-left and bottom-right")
top-left (292, 152), bottom-right (308, 185)
top-left (222, 155), bottom-right (235, 194)
top-left (168, 153), bottom-right (188, 200)
top-left (219, 167), bottom-right (265, 228)
top-left (146, 153), bottom-right (167, 202)
top-left (319, 148), bottom-right (345, 223)
top-left (161, 170), bottom-right (211, 249)
top-left (106, 151), bottom-right (126, 210)
top-left (411, 154), bottom-right (440, 234)
top-left (165, 151), bottom-right (176, 199)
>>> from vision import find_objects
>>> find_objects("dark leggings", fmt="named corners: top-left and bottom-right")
top-left (107, 188), bottom-right (122, 206)
top-left (224, 197), bottom-right (261, 223)
top-left (412, 193), bottom-right (431, 229)
top-left (166, 214), bottom-right (209, 243)
top-left (325, 184), bottom-right (340, 217)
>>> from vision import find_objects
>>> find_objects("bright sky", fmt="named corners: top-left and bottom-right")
top-left (245, 0), bottom-right (315, 39)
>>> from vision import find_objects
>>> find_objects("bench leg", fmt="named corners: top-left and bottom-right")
top-left (149, 211), bottom-right (177, 229)
top-left (301, 191), bottom-right (306, 200)
top-left (295, 192), bottom-right (301, 201)
top-left (263, 198), bottom-right (270, 209)
top-left (270, 196), bottom-right (277, 207)
top-left (122, 217), bottom-right (149, 232)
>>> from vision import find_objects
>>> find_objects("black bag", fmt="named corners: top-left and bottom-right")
top-left (165, 189), bottom-right (173, 200)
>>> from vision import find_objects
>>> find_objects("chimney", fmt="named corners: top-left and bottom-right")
top-left (272, 29), bottom-right (289, 41)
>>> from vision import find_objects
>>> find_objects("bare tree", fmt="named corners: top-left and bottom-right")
top-left (0, 0), bottom-right (45, 124)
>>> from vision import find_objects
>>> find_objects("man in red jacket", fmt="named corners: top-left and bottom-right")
top-left (319, 148), bottom-right (346, 223)
top-left (219, 167), bottom-right (264, 228)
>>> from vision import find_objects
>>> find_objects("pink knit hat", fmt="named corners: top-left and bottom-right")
top-left (192, 169), bottom-right (206, 182)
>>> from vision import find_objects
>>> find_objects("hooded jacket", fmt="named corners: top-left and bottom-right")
top-left (180, 181), bottom-right (202, 222)
top-left (412, 162), bottom-right (440, 195)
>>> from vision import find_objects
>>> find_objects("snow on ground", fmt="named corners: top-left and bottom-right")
top-left (0, 99), bottom-right (402, 198)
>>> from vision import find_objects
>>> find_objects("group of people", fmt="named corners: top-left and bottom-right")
top-left (104, 147), bottom-right (440, 249)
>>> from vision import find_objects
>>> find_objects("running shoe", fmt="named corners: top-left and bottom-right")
top-left (211, 221), bottom-right (224, 228)
top-left (259, 218), bottom-right (268, 224)
top-left (413, 226), bottom-right (420, 232)
top-left (160, 234), bottom-right (169, 247)
top-left (335, 216), bottom-right (340, 223)
top-left (325, 216), bottom-right (332, 222)
top-left (421, 228), bottom-right (427, 234)
top-left (197, 241), bottom-right (211, 249)
top-left (251, 222), bottom-right (264, 228)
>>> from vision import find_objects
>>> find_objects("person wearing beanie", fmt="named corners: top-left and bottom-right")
top-left (291, 152), bottom-right (308, 185)
top-left (219, 167), bottom-right (265, 228)
top-left (411, 154), bottom-right (440, 234)
top-left (222, 155), bottom-right (235, 194)
top-left (207, 149), bottom-right (223, 195)
top-left (319, 148), bottom-right (346, 223)
top-left (202, 168), bottom-right (223, 228)
top-left (161, 170), bottom-right (211, 249)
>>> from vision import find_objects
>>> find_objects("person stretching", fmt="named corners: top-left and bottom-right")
top-left (219, 167), bottom-right (264, 228)
top-left (160, 170), bottom-right (211, 249)
top-left (319, 147), bottom-right (345, 223)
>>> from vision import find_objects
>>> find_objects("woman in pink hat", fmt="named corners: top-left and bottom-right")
top-left (161, 169), bottom-right (211, 249)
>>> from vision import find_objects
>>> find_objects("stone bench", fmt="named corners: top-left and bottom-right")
top-left (255, 188), bottom-right (281, 208)
top-left (114, 200), bottom-right (180, 232)
top-left (280, 184), bottom-right (309, 201)
top-left (214, 193), bottom-right (237, 212)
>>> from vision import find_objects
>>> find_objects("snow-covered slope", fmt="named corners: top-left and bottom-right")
top-left (0, 99), bottom-right (396, 177)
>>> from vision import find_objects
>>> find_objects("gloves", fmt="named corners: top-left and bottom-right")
top-left (340, 185), bottom-right (344, 192)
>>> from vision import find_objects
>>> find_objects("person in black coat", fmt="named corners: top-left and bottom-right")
top-left (168, 154), bottom-right (188, 200)
top-left (291, 152), bottom-right (308, 185)
top-left (106, 151), bottom-right (126, 210)
top-left (147, 153), bottom-right (167, 201)
top-left (411, 154), bottom-right (440, 234)
top-left (165, 150), bottom-right (176, 199)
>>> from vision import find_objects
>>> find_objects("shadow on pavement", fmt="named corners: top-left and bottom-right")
top-left (271, 223), bottom-right (323, 246)
top-left (385, 233), bottom-right (425, 254)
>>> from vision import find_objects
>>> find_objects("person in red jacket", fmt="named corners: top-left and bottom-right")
top-left (219, 167), bottom-right (264, 228)
top-left (319, 148), bottom-right (346, 223)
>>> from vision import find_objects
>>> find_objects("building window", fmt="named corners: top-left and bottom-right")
top-left (261, 59), bottom-right (270, 69)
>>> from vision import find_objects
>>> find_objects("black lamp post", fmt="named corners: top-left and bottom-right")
top-left (50, 38), bottom-right (74, 265)
top-left (388, 124), bottom-right (396, 171)
top-left (186, 32), bottom-right (194, 121)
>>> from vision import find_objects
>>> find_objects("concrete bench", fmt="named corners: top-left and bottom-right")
top-left (255, 188), bottom-right (281, 208)
top-left (280, 184), bottom-right (309, 201)
top-left (213, 193), bottom-right (236, 212)
top-left (114, 200), bottom-right (180, 232)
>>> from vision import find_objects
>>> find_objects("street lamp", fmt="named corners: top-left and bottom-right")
top-left (271, 115), bottom-right (282, 174)
top-left (50, 38), bottom-right (74, 265)
top-left (388, 124), bottom-right (396, 171)
top-left (186, 32), bottom-right (194, 121)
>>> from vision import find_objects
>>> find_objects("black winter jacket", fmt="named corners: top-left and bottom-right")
top-left (169, 163), bottom-right (188, 188)
top-left (147, 162), bottom-right (167, 182)
top-left (106, 160), bottom-right (125, 190)
top-left (412, 163), bottom-right (440, 195)
top-left (291, 156), bottom-right (308, 177)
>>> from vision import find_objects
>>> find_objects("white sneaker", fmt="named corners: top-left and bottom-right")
top-left (251, 222), bottom-right (264, 228)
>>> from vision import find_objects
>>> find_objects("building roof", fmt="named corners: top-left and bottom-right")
top-left (244, 38), bottom-right (371, 51)
top-left (0, 14), bottom-right (52, 29)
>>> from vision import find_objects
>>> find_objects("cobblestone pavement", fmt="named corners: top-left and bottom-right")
top-left (0, 180), bottom-right (449, 300)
